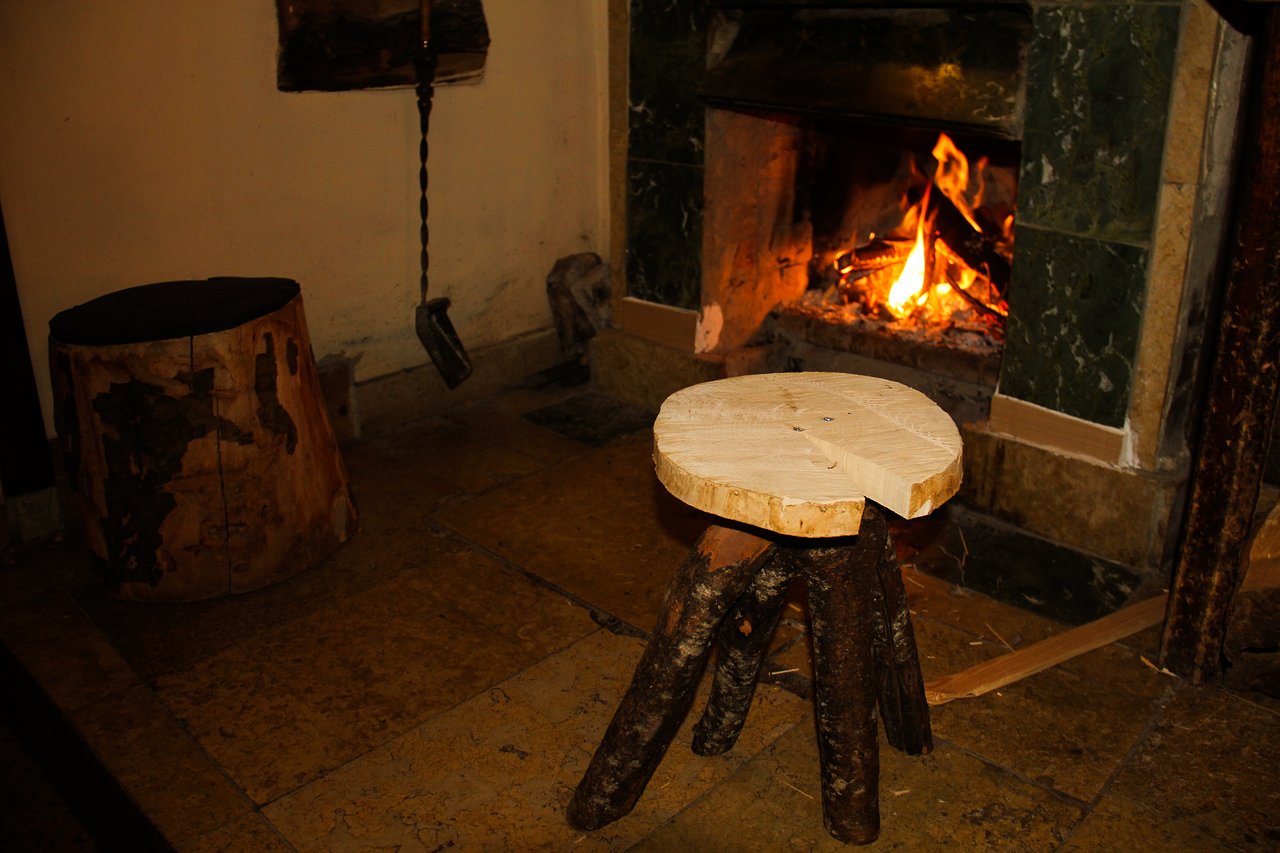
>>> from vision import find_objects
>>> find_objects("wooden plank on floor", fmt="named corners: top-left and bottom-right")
top-left (924, 594), bottom-right (1168, 705)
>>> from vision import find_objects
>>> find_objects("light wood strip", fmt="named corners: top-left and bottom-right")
top-left (614, 296), bottom-right (697, 351)
top-left (924, 594), bottom-right (1168, 705)
top-left (988, 394), bottom-right (1125, 466)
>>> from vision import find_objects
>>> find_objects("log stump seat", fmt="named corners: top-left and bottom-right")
top-left (566, 372), bottom-right (962, 844)
top-left (49, 277), bottom-right (357, 602)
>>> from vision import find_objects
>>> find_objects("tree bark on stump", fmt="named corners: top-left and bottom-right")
top-left (50, 283), bottom-right (357, 601)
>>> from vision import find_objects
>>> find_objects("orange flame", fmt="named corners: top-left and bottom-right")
top-left (833, 132), bottom-right (1012, 330)
top-left (933, 134), bottom-right (982, 232)
top-left (886, 187), bottom-right (930, 317)
top-left (884, 135), bottom-right (981, 317)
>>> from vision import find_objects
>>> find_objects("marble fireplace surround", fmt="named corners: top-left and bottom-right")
top-left (603, 1), bottom-right (1250, 576)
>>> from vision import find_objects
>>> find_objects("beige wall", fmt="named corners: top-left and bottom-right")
top-left (0, 0), bottom-right (609, 435)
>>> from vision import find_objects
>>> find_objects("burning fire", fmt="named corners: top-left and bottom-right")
top-left (886, 185), bottom-right (931, 315)
top-left (834, 133), bottom-right (1012, 333)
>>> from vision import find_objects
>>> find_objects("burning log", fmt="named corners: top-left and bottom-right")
top-left (946, 275), bottom-right (1006, 322)
top-left (930, 191), bottom-right (1012, 288)
top-left (823, 132), bottom-right (1014, 336)
top-left (835, 239), bottom-right (914, 276)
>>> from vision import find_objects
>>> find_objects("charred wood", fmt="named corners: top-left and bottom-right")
top-left (929, 191), bottom-right (1012, 288)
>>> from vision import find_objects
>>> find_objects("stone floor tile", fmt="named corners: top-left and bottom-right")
top-left (446, 402), bottom-right (590, 464)
top-left (339, 440), bottom-right (466, 532)
top-left (369, 414), bottom-right (550, 495)
top-left (72, 434), bottom-right (464, 681)
top-left (903, 563), bottom-right (1065, 648)
top-left (182, 812), bottom-right (294, 852)
top-left (78, 514), bottom-right (464, 681)
top-left (70, 682), bottom-right (254, 845)
top-left (1120, 621), bottom-right (1165, 660)
top-left (263, 629), bottom-right (806, 852)
top-left (154, 540), bottom-right (598, 804)
top-left (0, 593), bottom-right (140, 714)
top-left (1079, 684), bottom-right (1280, 850)
top-left (1060, 798), bottom-right (1235, 852)
top-left (761, 599), bottom-right (813, 688)
top-left (6, 388), bottom-right (1277, 852)
top-left (912, 611), bottom-right (1000, 682)
top-left (433, 431), bottom-right (710, 631)
top-left (631, 721), bottom-right (1083, 851)
top-left (929, 658), bottom-right (1174, 802)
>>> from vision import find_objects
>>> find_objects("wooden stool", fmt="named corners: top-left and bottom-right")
top-left (49, 277), bottom-right (357, 602)
top-left (566, 372), bottom-right (961, 844)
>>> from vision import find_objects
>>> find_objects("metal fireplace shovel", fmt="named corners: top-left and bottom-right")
top-left (413, 0), bottom-right (472, 389)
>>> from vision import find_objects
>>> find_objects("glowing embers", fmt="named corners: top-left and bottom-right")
top-left (824, 133), bottom-right (1013, 339)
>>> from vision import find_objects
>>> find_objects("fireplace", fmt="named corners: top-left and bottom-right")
top-left (698, 111), bottom-right (1020, 423)
top-left (602, 0), bottom-right (1249, 586)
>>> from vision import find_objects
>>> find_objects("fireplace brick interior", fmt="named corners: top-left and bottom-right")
top-left (602, 0), bottom-right (1247, 592)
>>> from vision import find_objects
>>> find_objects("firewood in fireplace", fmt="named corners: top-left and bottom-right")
top-left (929, 191), bottom-right (1012, 289)
top-left (834, 239), bottom-right (914, 309)
top-left (934, 250), bottom-right (1008, 321)
top-left (834, 238), bottom-right (914, 277)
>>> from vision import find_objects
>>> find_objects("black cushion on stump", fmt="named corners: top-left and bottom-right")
top-left (49, 277), bottom-right (300, 346)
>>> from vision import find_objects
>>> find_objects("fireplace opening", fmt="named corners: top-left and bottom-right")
top-left (699, 105), bottom-right (1019, 421)
top-left (795, 122), bottom-right (1018, 356)
top-left (695, 4), bottom-right (1030, 422)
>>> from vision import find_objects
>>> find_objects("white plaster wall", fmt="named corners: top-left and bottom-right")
top-left (0, 0), bottom-right (609, 434)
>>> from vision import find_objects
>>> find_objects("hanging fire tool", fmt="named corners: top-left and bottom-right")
top-left (413, 0), bottom-right (473, 388)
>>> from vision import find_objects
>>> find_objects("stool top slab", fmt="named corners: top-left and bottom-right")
top-left (653, 373), bottom-right (962, 537)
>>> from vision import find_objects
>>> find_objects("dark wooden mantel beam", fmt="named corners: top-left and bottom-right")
top-left (1160, 6), bottom-right (1280, 680)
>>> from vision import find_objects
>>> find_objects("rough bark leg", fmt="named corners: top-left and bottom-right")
top-left (866, 509), bottom-right (933, 756)
top-left (691, 553), bottom-right (796, 756)
top-left (800, 526), bottom-right (884, 845)
top-left (566, 525), bottom-right (775, 831)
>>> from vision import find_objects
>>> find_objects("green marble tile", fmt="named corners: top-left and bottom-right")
top-left (1017, 4), bottom-right (1180, 243)
top-left (999, 225), bottom-right (1147, 427)
top-left (628, 0), bottom-right (707, 167)
top-left (626, 0), bottom-right (707, 308)
top-left (626, 160), bottom-right (703, 309)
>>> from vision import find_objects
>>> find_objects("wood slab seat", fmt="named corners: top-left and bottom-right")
top-left (654, 372), bottom-right (963, 536)
top-left (569, 372), bottom-right (961, 845)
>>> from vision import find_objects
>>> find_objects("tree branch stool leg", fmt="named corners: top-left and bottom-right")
top-left (799, 509), bottom-right (888, 845)
top-left (869, 517), bottom-right (934, 756)
top-left (691, 552), bottom-right (797, 756)
top-left (566, 525), bottom-right (775, 831)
